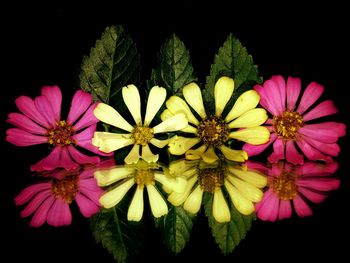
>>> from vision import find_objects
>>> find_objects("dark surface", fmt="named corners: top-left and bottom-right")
top-left (1, 2), bottom-right (349, 262)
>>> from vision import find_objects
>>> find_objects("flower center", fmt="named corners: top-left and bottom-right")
top-left (197, 116), bottom-right (229, 146)
top-left (133, 126), bottom-right (154, 146)
top-left (46, 120), bottom-right (75, 146)
top-left (271, 171), bottom-right (298, 200)
top-left (135, 169), bottom-right (155, 188)
top-left (198, 167), bottom-right (225, 193)
top-left (51, 174), bottom-right (79, 204)
top-left (273, 111), bottom-right (304, 140)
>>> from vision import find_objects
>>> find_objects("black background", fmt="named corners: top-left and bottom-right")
top-left (1, 1), bottom-right (350, 262)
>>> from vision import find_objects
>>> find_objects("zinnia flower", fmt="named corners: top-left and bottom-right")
top-left (248, 161), bottom-right (340, 221)
top-left (6, 86), bottom-right (110, 171)
top-left (167, 159), bottom-right (267, 222)
top-left (14, 161), bottom-right (109, 227)
top-left (95, 160), bottom-right (186, 221)
top-left (243, 76), bottom-right (346, 164)
top-left (162, 76), bottom-right (270, 163)
top-left (92, 85), bottom-right (188, 164)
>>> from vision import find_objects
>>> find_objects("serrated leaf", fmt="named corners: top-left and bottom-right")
top-left (203, 192), bottom-right (255, 255)
top-left (155, 206), bottom-right (194, 254)
top-left (148, 34), bottom-right (197, 96)
top-left (80, 25), bottom-right (141, 107)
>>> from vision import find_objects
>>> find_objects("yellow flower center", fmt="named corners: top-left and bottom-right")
top-left (51, 174), bottom-right (79, 204)
top-left (273, 111), bottom-right (304, 140)
top-left (46, 120), bottom-right (75, 146)
top-left (198, 167), bottom-right (225, 193)
top-left (135, 169), bottom-right (155, 188)
top-left (133, 126), bottom-right (154, 146)
top-left (197, 116), bottom-right (229, 147)
top-left (271, 171), bottom-right (298, 200)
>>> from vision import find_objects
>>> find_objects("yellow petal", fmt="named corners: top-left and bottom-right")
top-left (228, 167), bottom-right (267, 188)
top-left (220, 146), bottom-right (248, 162)
top-left (168, 175), bottom-right (198, 206)
top-left (150, 137), bottom-right (171, 148)
top-left (181, 124), bottom-right (198, 134)
top-left (144, 86), bottom-right (167, 126)
top-left (168, 159), bottom-right (197, 177)
top-left (99, 178), bottom-right (135, 208)
top-left (154, 172), bottom-right (187, 193)
top-left (183, 82), bottom-right (206, 119)
top-left (200, 146), bottom-right (219, 163)
top-left (229, 126), bottom-right (270, 145)
top-left (92, 132), bottom-right (134, 153)
top-left (122, 85), bottom-right (142, 125)
top-left (166, 96), bottom-right (199, 125)
top-left (225, 90), bottom-right (260, 122)
top-left (141, 144), bottom-right (159, 163)
top-left (146, 184), bottom-right (168, 218)
top-left (153, 113), bottom-right (188, 134)
top-left (215, 76), bottom-right (234, 117)
top-left (226, 175), bottom-right (263, 202)
top-left (224, 180), bottom-right (255, 215)
top-left (124, 144), bottom-right (140, 164)
top-left (94, 103), bottom-right (133, 132)
top-left (185, 144), bottom-right (207, 160)
top-left (160, 109), bottom-right (174, 121)
top-left (228, 108), bottom-right (268, 129)
top-left (213, 188), bottom-right (231, 223)
top-left (94, 167), bottom-right (135, 187)
top-left (127, 186), bottom-right (144, 221)
top-left (168, 136), bottom-right (201, 155)
top-left (183, 185), bottom-right (203, 214)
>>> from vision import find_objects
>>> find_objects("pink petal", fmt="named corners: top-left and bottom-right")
top-left (296, 162), bottom-right (339, 177)
top-left (302, 100), bottom-right (338, 121)
top-left (278, 200), bottom-right (292, 220)
top-left (67, 90), bottom-right (93, 125)
top-left (31, 146), bottom-right (62, 171)
top-left (79, 179), bottom-right (103, 201)
top-left (267, 138), bottom-right (285, 163)
top-left (20, 189), bottom-right (52, 217)
top-left (296, 178), bottom-right (340, 191)
top-left (60, 147), bottom-right (79, 170)
top-left (75, 193), bottom-right (100, 217)
top-left (286, 76), bottom-right (301, 111)
top-left (263, 79), bottom-right (285, 115)
top-left (7, 113), bottom-right (46, 134)
top-left (297, 82), bottom-right (324, 114)
top-left (286, 140), bottom-right (304, 165)
top-left (271, 75), bottom-right (286, 111)
top-left (243, 133), bottom-right (277, 156)
top-left (47, 199), bottom-right (72, 226)
top-left (73, 124), bottom-right (96, 142)
top-left (296, 140), bottom-right (333, 162)
top-left (30, 196), bottom-right (55, 227)
top-left (293, 194), bottom-right (313, 217)
top-left (257, 191), bottom-right (280, 221)
top-left (298, 187), bottom-right (327, 204)
top-left (34, 95), bottom-right (57, 127)
top-left (73, 103), bottom-right (98, 131)
top-left (246, 161), bottom-right (269, 174)
top-left (255, 189), bottom-right (274, 212)
top-left (254, 85), bottom-right (279, 116)
top-left (67, 145), bottom-right (100, 165)
top-left (302, 136), bottom-right (340, 157)
top-left (75, 140), bottom-right (113, 156)
top-left (41, 85), bottom-right (62, 121)
top-left (15, 96), bottom-right (49, 127)
top-left (14, 183), bottom-right (51, 205)
top-left (298, 122), bottom-right (345, 143)
top-left (6, 128), bottom-right (47, 146)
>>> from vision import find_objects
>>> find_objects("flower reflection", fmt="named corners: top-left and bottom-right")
top-left (167, 159), bottom-right (267, 222)
top-left (248, 161), bottom-right (340, 221)
top-left (14, 159), bottom-right (114, 227)
top-left (94, 160), bottom-right (186, 221)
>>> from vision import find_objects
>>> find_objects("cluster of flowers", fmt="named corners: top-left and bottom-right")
top-left (8, 75), bottom-right (345, 227)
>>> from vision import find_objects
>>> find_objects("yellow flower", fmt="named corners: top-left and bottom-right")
top-left (167, 159), bottom-right (267, 222)
top-left (95, 161), bottom-right (186, 221)
top-left (92, 85), bottom-right (188, 164)
top-left (162, 77), bottom-right (270, 163)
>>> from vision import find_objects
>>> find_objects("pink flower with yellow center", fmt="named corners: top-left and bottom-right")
top-left (243, 76), bottom-right (346, 164)
top-left (6, 86), bottom-right (111, 171)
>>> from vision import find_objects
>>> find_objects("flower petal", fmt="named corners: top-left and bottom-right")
top-left (293, 195), bottom-right (312, 217)
top-left (220, 145), bottom-right (248, 162)
top-left (150, 137), bottom-right (171, 148)
top-left (254, 85), bottom-right (279, 116)
top-left (166, 96), bottom-right (199, 125)
top-left (229, 126), bottom-right (270, 145)
top-left (160, 109), bottom-right (174, 121)
top-left (34, 95), bottom-right (57, 126)
top-left (225, 90), bottom-right (260, 122)
top-left (298, 187), bottom-right (327, 204)
top-left (41, 85), bottom-right (62, 122)
top-left (278, 200), bottom-right (292, 220)
top-left (183, 82), bottom-right (206, 119)
top-left (297, 81), bottom-right (324, 114)
top-left (14, 183), bottom-right (51, 205)
top-left (215, 76), bottom-right (234, 117)
top-left (153, 113), bottom-right (188, 134)
top-left (124, 144), bottom-right (141, 164)
top-left (243, 132), bottom-right (276, 156)
top-left (72, 123), bottom-right (97, 142)
top-left (263, 79), bottom-right (284, 115)
top-left (286, 140), bottom-right (304, 165)
top-left (227, 167), bottom-right (267, 188)
top-left (6, 128), bottom-right (47, 146)
top-left (181, 125), bottom-right (198, 134)
top-left (227, 176), bottom-right (263, 202)
top-left (127, 187), bottom-right (144, 221)
top-left (295, 178), bottom-right (340, 191)
top-left (224, 180), bottom-right (254, 215)
top-left (302, 100), bottom-right (338, 122)
top-left (75, 140), bottom-right (113, 157)
top-left (228, 108), bottom-right (268, 129)
top-left (271, 75), bottom-right (286, 111)
top-left (168, 176), bottom-right (197, 206)
top-left (67, 90), bottom-right (93, 125)
top-left (302, 136), bottom-right (340, 157)
top-left (92, 132), bottom-right (134, 153)
top-left (67, 145), bottom-right (100, 165)
top-left (100, 178), bottom-right (135, 208)
top-left (286, 76), bottom-right (301, 111)
top-left (30, 146), bottom-right (62, 171)
top-left (60, 146), bottom-right (79, 170)
top-left (47, 199), bottom-right (72, 226)
top-left (7, 113), bottom-right (46, 134)
top-left (299, 122), bottom-right (346, 143)
top-left (95, 167), bottom-right (134, 187)
top-left (297, 161), bottom-right (338, 177)
top-left (154, 172), bottom-right (187, 193)
top-left (296, 140), bottom-right (333, 162)
top-left (185, 144), bottom-right (207, 160)
top-left (30, 197), bottom-right (55, 227)
top-left (183, 185), bottom-right (203, 214)
top-left (200, 146), bottom-right (219, 164)
top-left (15, 96), bottom-right (49, 127)
top-left (168, 136), bottom-right (201, 155)
top-left (141, 144), bottom-right (159, 163)
top-left (213, 188), bottom-right (231, 223)
top-left (267, 138), bottom-right (285, 163)
top-left (144, 86), bottom-right (167, 126)
top-left (20, 189), bottom-right (51, 217)
top-left (122, 85), bottom-right (142, 125)
top-left (256, 191), bottom-right (279, 221)
top-left (73, 103), bottom-right (99, 131)
top-left (75, 193), bottom-right (100, 217)
top-left (146, 184), bottom-right (168, 218)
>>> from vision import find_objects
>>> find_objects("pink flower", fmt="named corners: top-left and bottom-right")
top-left (243, 76), bottom-right (346, 164)
top-left (248, 161), bottom-right (340, 221)
top-left (14, 159), bottom-right (115, 227)
top-left (6, 86), bottom-right (112, 171)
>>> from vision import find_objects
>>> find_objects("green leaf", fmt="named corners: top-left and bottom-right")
top-left (90, 206), bottom-right (141, 262)
top-left (80, 25), bottom-right (141, 107)
top-left (155, 206), bottom-right (194, 254)
top-left (148, 34), bottom-right (197, 96)
top-left (205, 34), bottom-right (261, 101)
top-left (203, 192), bottom-right (255, 255)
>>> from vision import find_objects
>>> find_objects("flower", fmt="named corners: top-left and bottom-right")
top-left (248, 161), bottom-right (340, 221)
top-left (14, 160), bottom-right (112, 227)
top-left (95, 160), bottom-right (186, 221)
top-left (6, 86), bottom-right (111, 171)
top-left (92, 85), bottom-right (188, 164)
top-left (243, 76), bottom-right (346, 164)
top-left (161, 76), bottom-right (270, 163)
top-left (167, 159), bottom-right (267, 222)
